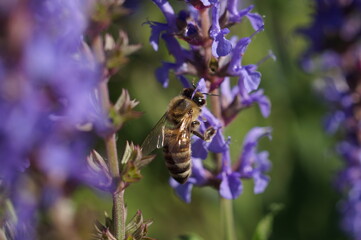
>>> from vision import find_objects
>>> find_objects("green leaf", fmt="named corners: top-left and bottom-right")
top-left (122, 164), bottom-right (142, 183)
top-left (252, 203), bottom-right (284, 240)
top-left (121, 141), bottom-right (133, 165)
top-left (114, 89), bottom-right (141, 121)
top-left (125, 210), bottom-right (154, 240)
top-left (126, 210), bottom-right (143, 235)
top-left (108, 106), bottom-right (124, 130)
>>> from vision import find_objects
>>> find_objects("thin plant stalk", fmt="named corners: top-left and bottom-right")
top-left (101, 83), bottom-right (126, 240)
top-left (95, 36), bottom-right (126, 240)
top-left (212, 95), bottom-right (237, 240)
top-left (113, 189), bottom-right (126, 240)
top-left (221, 198), bottom-right (237, 240)
top-left (199, 8), bottom-right (238, 240)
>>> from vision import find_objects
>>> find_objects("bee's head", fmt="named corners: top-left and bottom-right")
top-left (182, 88), bottom-right (206, 107)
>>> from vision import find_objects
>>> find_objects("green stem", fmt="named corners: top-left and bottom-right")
top-left (95, 36), bottom-right (125, 238)
top-left (100, 87), bottom-right (124, 239)
top-left (105, 134), bottom-right (120, 178)
top-left (113, 189), bottom-right (126, 240)
top-left (221, 198), bottom-right (237, 240)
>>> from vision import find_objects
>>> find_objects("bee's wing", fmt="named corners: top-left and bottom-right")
top-left (141, 113), bottom-right (168, 155)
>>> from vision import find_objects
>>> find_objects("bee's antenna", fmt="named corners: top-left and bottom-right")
top-left (203, 92), bottom-right (219, 97)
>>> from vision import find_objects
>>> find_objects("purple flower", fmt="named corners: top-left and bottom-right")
top-left (299, 0), bottom-right (361, 238)
top-left (0, 0), bottom-right (100, 235)
top-left (170, 158), bottom-right (208, 203)
top-left (210, 2), bottom-right (232, 57)
top-left (147, 22), bottom-right (169, 51)
top-left (227, 0), bottom-right (264, 30)
top-left (172, 124), bottom-right (272, 201)
top-left (191, 107), bottom-right (229, 159)
top-left (219, 171), bottom-right (243, 199)
top-left (220, 77), bottom-right (271, 125)
top-left (147, 0), bottom-right (273, 204)
top-left (219, 151), bottom-right (242, 199)
top-left (151, 0), bottom-right (177, 30)
top-left (147, 0), bottom-right (267, 88)
top-left (227, 28), bottom-right (264, 93)
top-left (237, 127), bottom-right (272, 194)
top-left (241, 89), bottom-right (271, 118)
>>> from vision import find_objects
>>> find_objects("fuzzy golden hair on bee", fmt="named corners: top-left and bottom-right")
top-left (141, 88), bottom-right (216, 184)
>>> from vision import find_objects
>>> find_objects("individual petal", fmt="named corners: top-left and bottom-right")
top-left (200, 107), bottom-right (222, 128)
top-left (210, 2), bottom-right (232, 57)
top-left (162, 34), bottom-right (193, 64)
top-left (151, 0), bottom-right (176, 28)
top-left (191, 138), bottom-right (209, 159)
top-left (242, 89), bottom-right (271, 118)
top-left (227, 1), bottom-right (254, 22)
top-left (169, 158), bottom-right (207, 203)
top-left (219, 171), bottom-right (242, 199)
top-left (256, 151), bottom-right (272, 172)
top-left (227, 37), bottom-right (251, 75)
top-left (155, 62), bottom-right (176, 87)
top-left (212, 29), bottom-right (233, 58)
top-left (253, 172), bottom-right (270, 194)
top-left (243, 127), bottom-right (272, 150)
top-left (208, 130), bottom-right (230, 153)
top-left (220, 77), bottom-right (234, 106)
top-left (193, 78), bottom-right (207, 96)
top-left (238, 127), bottom-right (272, 174)
top-left (209, 1), bottom-right (221, 37)
top-left (246, 12), bottom-right (264, 31)
top-left (146, 22), bottom-right (169, 51)
top-left (162, 34), bottom-right (184, 62)
top-left (226, 1), bottom-right (264, 30)
top-left (220, 148), bottom-right (232, 172)
top-left (238, 64), bottom-right (261, 93)
top-left (170, 178), bottom-right (195, 203)
top-left (191, 158), bottom-right (208, 183)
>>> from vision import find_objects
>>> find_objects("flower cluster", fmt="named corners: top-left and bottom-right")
top-left (0, 0), bottom-right (97, 182)
top-left (0, 0), bottom-right (102, 238)
top-left (147, 0), bottom-right (273, 202)
top-left (299, 0), bottom-right (361, 238)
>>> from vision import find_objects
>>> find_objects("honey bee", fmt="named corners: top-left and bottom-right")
top-left (141, 88), bottom-right (216, 184)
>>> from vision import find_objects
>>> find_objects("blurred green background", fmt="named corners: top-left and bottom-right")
top-left (76, 1), bottom-right (348, 240)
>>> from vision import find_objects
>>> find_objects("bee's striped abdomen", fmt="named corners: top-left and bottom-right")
top-left (163, 129), bottom-right (192, 184)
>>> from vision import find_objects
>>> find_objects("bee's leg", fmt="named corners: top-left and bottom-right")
top-left (191, 121), bottom-right (216, 142)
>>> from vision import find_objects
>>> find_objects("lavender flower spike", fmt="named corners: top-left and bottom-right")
top-left (299, 0), bottom-right (361, 238)
top-left (147, 0), bottom-right (272, 206)
top-left (0, 0), bottom-right (100, 237)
